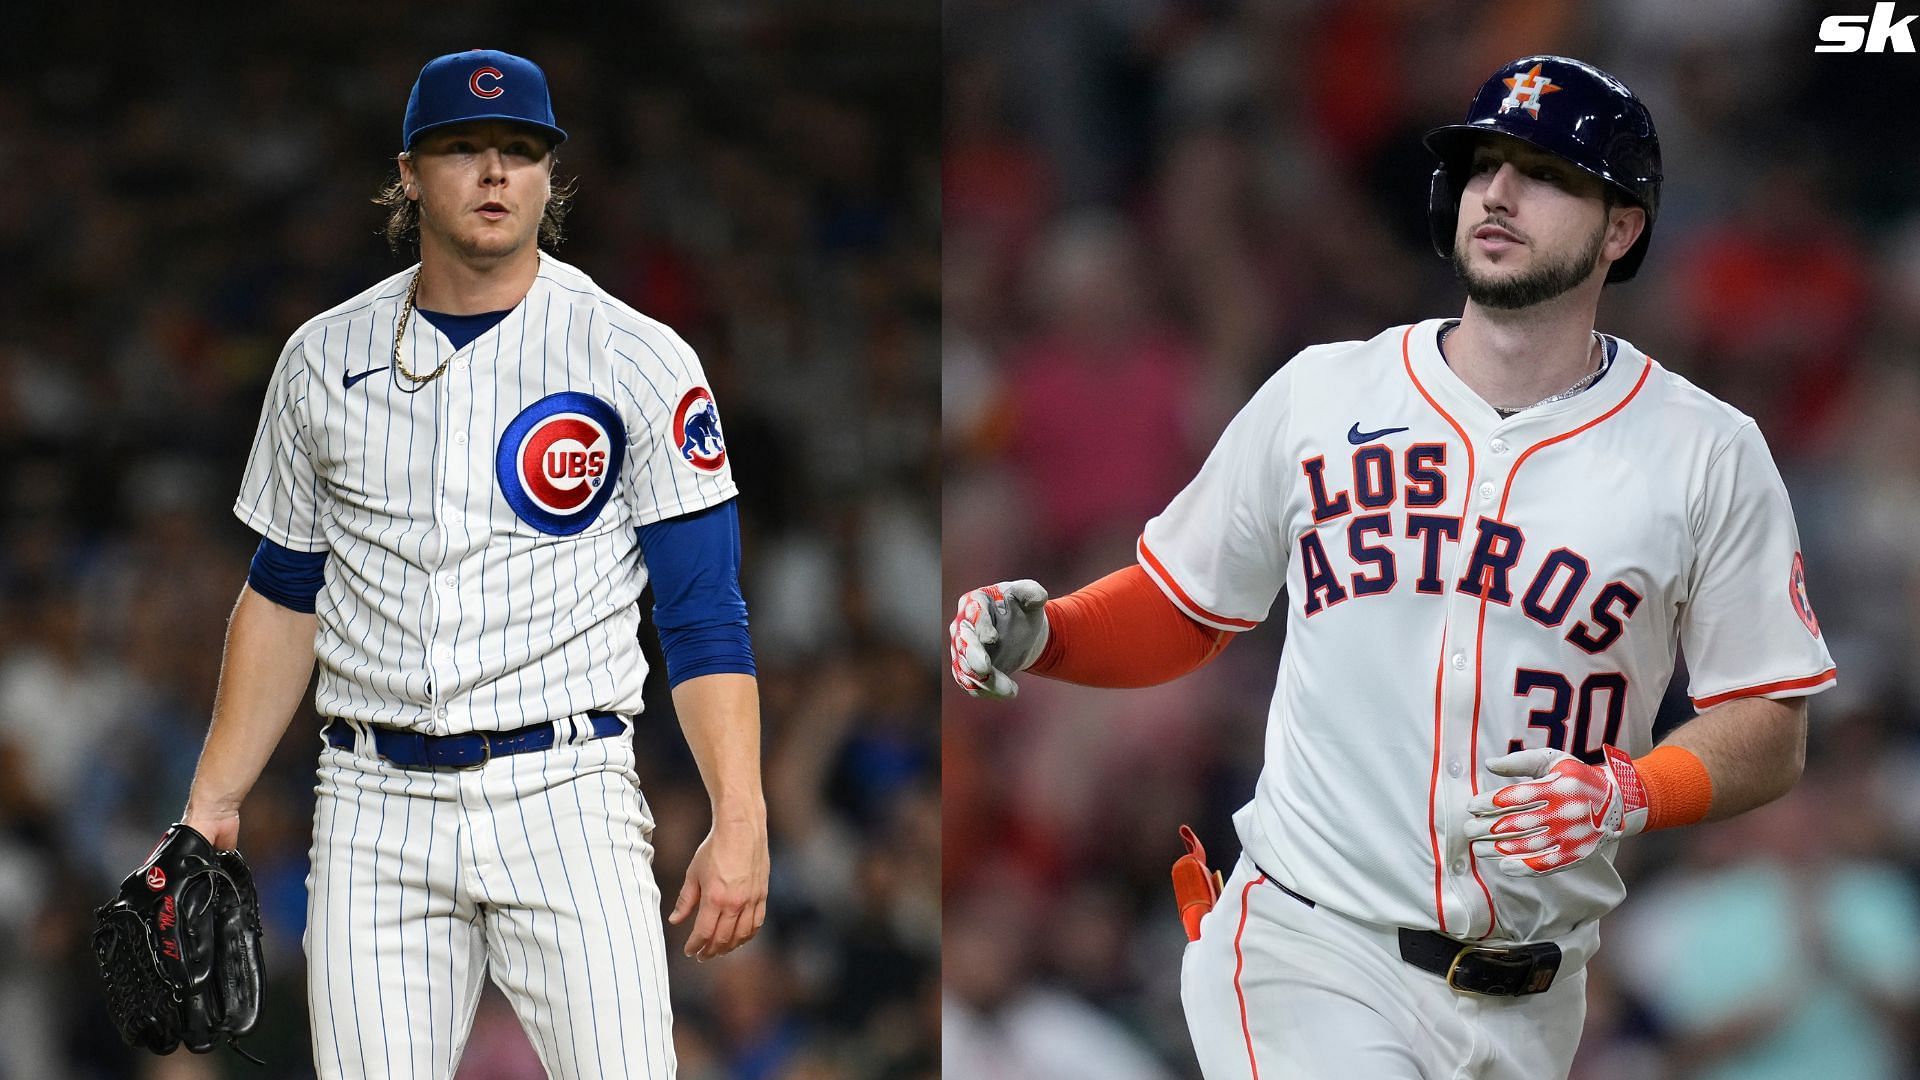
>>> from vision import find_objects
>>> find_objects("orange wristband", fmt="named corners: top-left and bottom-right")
top-left (1635, 744), bottom-right (1714, 831)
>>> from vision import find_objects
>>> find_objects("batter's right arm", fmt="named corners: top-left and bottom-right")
top-left (182, 584), bottom-right (318, 849)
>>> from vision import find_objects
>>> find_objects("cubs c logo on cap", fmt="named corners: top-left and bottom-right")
top-left (496, 392), bottom-right (627, 535)
top-left (469, 66), bottom-right (504, 99)
top-left (673, 386), bottom-right (727, 473)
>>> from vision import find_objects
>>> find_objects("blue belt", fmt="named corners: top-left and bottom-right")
top-left (323, 712), bottom-right (624, 769)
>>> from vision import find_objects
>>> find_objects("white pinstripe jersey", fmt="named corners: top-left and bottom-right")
top-left (236, 252), bottom-right (737, 734)
top-left (1141, 320), bottom-right (1834, 949)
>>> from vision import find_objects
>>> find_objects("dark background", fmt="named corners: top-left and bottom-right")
top-left (0, 3), bottom-right (939, 1078)
top-left (944, 2), bottom-right (1920, 1078)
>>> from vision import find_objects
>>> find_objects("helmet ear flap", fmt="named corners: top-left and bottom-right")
top-left (1428, 164), bottom-right (1459, 263)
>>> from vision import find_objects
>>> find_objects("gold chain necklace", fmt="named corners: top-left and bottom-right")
top-left (391, 272), bottom-right (451, 385)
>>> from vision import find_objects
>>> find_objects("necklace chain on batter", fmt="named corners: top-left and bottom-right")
top-left (391, 272), bottom-right (450, 385)
top-left (1440, 323), bottom-right (1607, 417)
top-left (1525, 346), bottom-right (1607, 408)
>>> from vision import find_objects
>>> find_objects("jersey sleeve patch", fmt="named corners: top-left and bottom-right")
top-left (1789, 551), bottom-right (1820, 638)
top-left (496, 391), bottom-right (627, 535)
top-left (672, 386), bottom-right (727, 474)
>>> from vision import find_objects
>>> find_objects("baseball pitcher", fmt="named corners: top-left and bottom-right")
top-left (177, 49), bottom-right (767, 1078)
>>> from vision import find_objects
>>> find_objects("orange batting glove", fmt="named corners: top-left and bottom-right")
top-left (1466, 746), bottom-right (1650, 876)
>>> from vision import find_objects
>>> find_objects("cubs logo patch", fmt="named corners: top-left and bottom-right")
top-left (496, 392), bottom-right (626, 536)
top-left (1789, 551), bottom-right (1820, 638)
top-left (673, 386), bottom-right (727, 473)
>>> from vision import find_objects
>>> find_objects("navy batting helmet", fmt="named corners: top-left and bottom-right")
top-left (1424, 56), bottom-right (1661, 283)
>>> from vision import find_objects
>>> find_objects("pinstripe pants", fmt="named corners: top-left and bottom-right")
top-left (306, 716), bottom-right (677, 1079)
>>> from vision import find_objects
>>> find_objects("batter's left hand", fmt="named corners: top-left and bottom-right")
top-left (1466, 746), bottom-right (1649, 876)
top-left (669, 816), bottom-right (769, 960)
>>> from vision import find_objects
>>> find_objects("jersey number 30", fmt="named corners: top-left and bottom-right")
top-left (1510, 668), bottom-right (1626, 764)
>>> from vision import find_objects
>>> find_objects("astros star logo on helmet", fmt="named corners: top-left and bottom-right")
top-left (1500, 63), bottom-right (1562, 117)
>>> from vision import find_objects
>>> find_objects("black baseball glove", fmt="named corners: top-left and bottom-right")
top-left (93, 823), bottom-right (266, 1061)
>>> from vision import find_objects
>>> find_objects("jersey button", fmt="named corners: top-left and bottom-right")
top-left (1478, 482), bottom-right (1495, 502)
top-left (1447, 759), bottom-right (1463, 778)
top-left (442, 573), bottom-right (458, 589)
top-left (1490, 438), bottom-right (1509, 454)
top-left (1450, 653), bottom-right (1466, 670)
top-left (455, 357), bottom-right (469, 371)
top-left (453, 431), bottom-right (468, 446)
top-left (437, 707), bottom-right (449, 719)
top-left (1452, 858), bottom-right (1466, 874)
top-left (434, 644), bottom-right (453, 661)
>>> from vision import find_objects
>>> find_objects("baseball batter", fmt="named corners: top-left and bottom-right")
top-left (951, 56), bottom-right (1835, 1079)
top-left (179, 50), bottom-right (767, 1078)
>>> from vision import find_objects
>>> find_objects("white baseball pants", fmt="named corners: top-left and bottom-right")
top-left (305, 717), bottom-right (676, 1079)
top-left (1181, 856), bottom-right (1586, 1080)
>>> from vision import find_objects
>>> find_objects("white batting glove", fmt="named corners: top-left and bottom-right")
top-left (1466, 746), bottom-right (1650, 876)
top-left (949, 580), bottom-right (1051, 699)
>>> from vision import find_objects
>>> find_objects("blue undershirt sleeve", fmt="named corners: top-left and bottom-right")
top-left (636, 498), bottom-right (756, 688)
top-left (247, 537), bottom-right (328, 613)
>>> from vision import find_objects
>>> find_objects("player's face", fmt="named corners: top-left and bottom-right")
top-left (1450, 138), bottom-right (1643, 310)
top-left (403, 122), bottom-right (553, 263)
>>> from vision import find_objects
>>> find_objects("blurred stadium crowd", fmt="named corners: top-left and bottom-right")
top-left (0, 4), bottom-right (937, 1078)
top-left (945, 2), bottom-right (1920, 1078)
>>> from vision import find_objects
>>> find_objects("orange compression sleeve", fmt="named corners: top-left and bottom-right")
top-left (1027, 564), bottom-right (1234, 687)
top-left (1636, 744), bottom-right (1714, 831)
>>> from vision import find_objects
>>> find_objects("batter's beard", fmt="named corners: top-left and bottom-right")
top-left (1452, 218), bottom-right (1608, 310)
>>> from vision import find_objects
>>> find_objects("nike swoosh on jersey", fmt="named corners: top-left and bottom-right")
top-left (343, 365), bottom-right (389, 389)
top-left (1347, 423), bottom-right (1411, 444)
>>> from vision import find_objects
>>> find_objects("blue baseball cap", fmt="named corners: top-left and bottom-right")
top-left (402, 49), bottom-right (568, 151)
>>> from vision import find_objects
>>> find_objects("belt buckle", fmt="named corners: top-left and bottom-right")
top-left (458, 735), bottom-right (493, 770)
top-left (1444, 943), bottom-right (1530, 997)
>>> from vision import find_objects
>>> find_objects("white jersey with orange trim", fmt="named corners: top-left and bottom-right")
top-left (234, 251), bottom-right (737, 735)
top-left (1142, 318), bottom-right (1834, 949)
